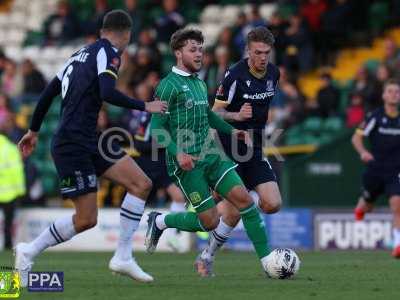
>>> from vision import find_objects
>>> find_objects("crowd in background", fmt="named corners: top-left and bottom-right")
top-left (1, 0), bottom-right (400, 205)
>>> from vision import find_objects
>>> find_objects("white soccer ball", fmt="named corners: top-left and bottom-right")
top-left (264, 248), bottom-right (301, 279)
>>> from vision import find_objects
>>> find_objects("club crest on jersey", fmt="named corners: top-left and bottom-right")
top-left (266, 80), bottom-right (274, 91)
top-left (111, 57), bottom-right (120, 69)
top-left (246, 80), bottom-right (251, 87)
top-left (216, 85), bottom-right (224, 97)
top-left (185, 99), bottom-right (194, 109)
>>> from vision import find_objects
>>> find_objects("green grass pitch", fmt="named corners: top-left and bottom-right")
top-left (1, 250), bottom-right (399, 300)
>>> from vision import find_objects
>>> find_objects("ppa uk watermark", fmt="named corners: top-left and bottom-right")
top-left (97, 127), bottom-right (285, 163)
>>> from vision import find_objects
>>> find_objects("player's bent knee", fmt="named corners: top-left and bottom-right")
top-left (228, 186), bottom-right (253, 209)
top-left (259, 196), bottom-right (282, 214)
top-left (74, 215), bottom-right (97, 232)
top-left (201, 218), bottom-right (219, 231)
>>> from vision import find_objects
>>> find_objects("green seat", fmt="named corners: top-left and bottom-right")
top-left (364, 59), bottom-right (380, 74)
top-left (323, 117), bottom-right (343, 132)
top-left (302, 117), bottom-right (323, 133)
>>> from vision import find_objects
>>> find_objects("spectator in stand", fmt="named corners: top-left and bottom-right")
top-left (86, 0), bottom-right (110, 36)
top-left (268, 12), bottom-right (288, 66)
top-left (374, 63), bottom-right (392, 106)
top-left (275, 66), bottom-right (306, 129)
top-left (144, 71), bottom-right (160, 92)
top-left (124, 0), bottom-right (142, 44)
top-left (282, 14), bottom-right (313, 73)
top-left (232, 12), bottom-right (249, 57)
top-left (321, 0), bottom-right (351, 65)
top-left (0, 94), bottom-right (11, 126)
top-left (351, 66), bottom-right (380, 113)
top-left (247, 5), bottom-right (266, 28)
top-left (300, 0), bottom-right (327, 64)
top-left (316, 72), bottom-right (340, 118)
top-left (0, 59), bottom-right (22, 99)
top-left (0, 49), bottom-right (6, 77)
top-left (155, 0), bottom-right (185, 43)
top-left (137, 28), bottom-right (161, 71)
top-left (130, 47), bottom-right (159, 86)
top-left (382, 38), bottom-right (400, 77)
top-left (21, 59), bottom-right (46, 95)
top-left (43, 0), bottom-right (81, 45)
top-left (346, 92), bottom-right (365, 128)
top-left (301, 0), bottom-right (327, 33)
top-left (217, 27), bottom-right (240, 62)
top-left (214, 46), bottom-right (231, 90)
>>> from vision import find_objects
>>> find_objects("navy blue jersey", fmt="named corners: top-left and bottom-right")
top-left (134, 111), bottom-right (152, 154)
top-left (215, 59), bottom-right (280, 131)
top-left (54, 38), bottom-right (121, 149)
top-left (357, 107), bottom-right (400, 169)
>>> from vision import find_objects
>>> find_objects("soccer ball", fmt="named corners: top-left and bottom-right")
top-left (264, 248), bottom-right (301, 279)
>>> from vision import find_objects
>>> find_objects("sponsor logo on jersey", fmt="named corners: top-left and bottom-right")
top-left (182, 85), bottom-right (190, 92)
top-left (246, 80), bottom-right (251, 87)
top-left (243, 91), bottom-right (274, 100)
top-left (266, 80), bottom-right (274, 91)
top-left (378, 127), bottom-right (400, 135)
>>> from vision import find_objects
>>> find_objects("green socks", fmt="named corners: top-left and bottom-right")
top-left (240, 204), bottom-right (270, 259)
top-left (165, 212), bottom-right (205, 232)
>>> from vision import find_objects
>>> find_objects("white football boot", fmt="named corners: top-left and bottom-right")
top-left (109, 256), bottom-right (153, 283)
top-left (14, 243), bottom-right (34, 287)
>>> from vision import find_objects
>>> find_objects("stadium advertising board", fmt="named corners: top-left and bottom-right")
top-left (13, 209), bottom-right (191, 252)
top-left (315, 213), bottom-right (392, 250)
top-left (197, 209), bottom-right (313, 251)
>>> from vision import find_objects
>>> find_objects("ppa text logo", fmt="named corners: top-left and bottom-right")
top-left (28, 272), bottom-right (63, 292)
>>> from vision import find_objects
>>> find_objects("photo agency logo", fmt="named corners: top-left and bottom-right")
top-left (28, 272), bottom-right (64, 292)
top-left (0, 266), bottom-right (20, 298)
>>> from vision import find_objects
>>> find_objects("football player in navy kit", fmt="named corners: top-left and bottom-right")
top-left (352, 79), bottom-right (400, 258)
top-left (15, 10), bottom-right (168, 286)
top-left (195, 27), bottom-right (282, 276)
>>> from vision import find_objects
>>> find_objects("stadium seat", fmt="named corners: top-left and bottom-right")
top-left (200, 5), bottom-right (222, 24)
top-left (259, 4), bottom-right (277, 21)
top-left (302, 117), bottom-right (323, 133)
top-left (323, 117), bottom-right (343, 132)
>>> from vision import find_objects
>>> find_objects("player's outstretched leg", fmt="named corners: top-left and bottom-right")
top-left (104, 155), bottom-right (154, 282)
top-left (215, 170), bottom-right (271, 272)
top-left (166, 183), bottom-right (186, 252)
top-left (196, 182), bottom-right (282, 276)
top-left (145, 206), bottom-right (219, 253)
top-left (15, 192), bottom-right (97, 287)
top-left (196, 200), bottom-right (237, 277)
top-left (390, 195), bottom-right (400, 258)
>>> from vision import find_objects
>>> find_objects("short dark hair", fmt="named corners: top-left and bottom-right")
top-left (170, 28), bottom-right (204, 51)
top-left (247, 26), bottom-right (275, 46)
top-left (384, 78), bottom-right (400, 89)
top-left (102, 9), bottom-right (132, 32)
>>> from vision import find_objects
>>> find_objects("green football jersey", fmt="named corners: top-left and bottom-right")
top-left (152, 66), bottom-right (213, 173)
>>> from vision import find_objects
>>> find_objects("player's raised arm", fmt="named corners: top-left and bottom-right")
top-left (212, 72), bottom-right (252, 122)
top-left (18, 76), bottom-right (61, 157)
top-left (352, 117), bottom-right (375, 163)
top-left (208, 108), bottom-right (252, 146)
top-left (98, 74), bottom-right (167, 113)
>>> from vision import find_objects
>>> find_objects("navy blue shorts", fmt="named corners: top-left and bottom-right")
top-left (218, 132), bottom-right (276, 190)
top-left (51, 137), bottom-right (125, 199)
top-left (134, 154), bottom-right (172, 189)
top-left (362, 166), bottom-right (400, 202)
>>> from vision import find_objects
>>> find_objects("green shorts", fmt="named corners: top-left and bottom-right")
top-left (169, 153), bottom-right (244, 213)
